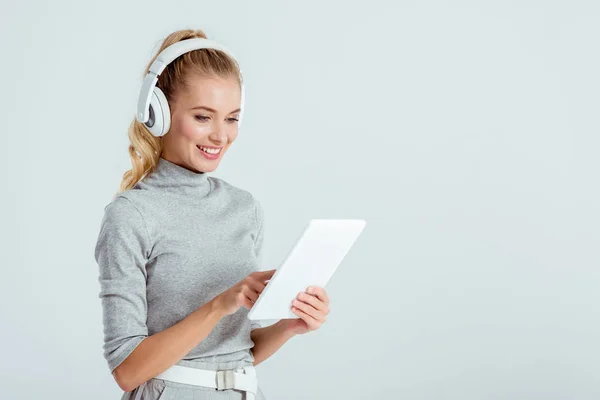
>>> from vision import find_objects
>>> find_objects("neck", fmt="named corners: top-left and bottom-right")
top-left (137, 156), bottom-right (212, 198)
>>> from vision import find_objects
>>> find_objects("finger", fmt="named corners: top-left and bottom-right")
top-left (254, 269), bottom-right (276, 282)
top-left (239, 291), bottom-right (255, 310)
top-left (245, 276), bottom-right (267, 294)
top-left (242, 286), bottom-right (259, 304)
top-left (296, 292), bottom-right (328, 313)
top-left (291, 298), bottom-right (326, 322)
top-left (307, 286), bottom-right (330, 305)
top-left (291, 305), bottom-right (321, 330)
top-left (242, 299), bottom-right (254, 310)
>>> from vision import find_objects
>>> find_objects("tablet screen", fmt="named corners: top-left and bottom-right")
top-left (248, 219), bottom-right (366, 320)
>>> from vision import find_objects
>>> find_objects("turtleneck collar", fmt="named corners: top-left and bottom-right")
top-left (138, 156), bottom-right (212, 198)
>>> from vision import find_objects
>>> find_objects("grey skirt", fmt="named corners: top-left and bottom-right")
top-left (122, 358), bottom-right (267, 400)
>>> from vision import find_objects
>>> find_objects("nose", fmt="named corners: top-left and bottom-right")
top-left (208, 128), bottom-right (228, 146)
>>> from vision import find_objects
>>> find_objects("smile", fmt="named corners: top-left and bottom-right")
top-left (197, 145), bottom-right (222, 155)
top-left (197, 145), bottom-right (222, 160)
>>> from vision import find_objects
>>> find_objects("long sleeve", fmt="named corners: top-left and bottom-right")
top-left (94, 196), bottom-right (151, 373)
top-left (250, 198), bottom-right (265, 331)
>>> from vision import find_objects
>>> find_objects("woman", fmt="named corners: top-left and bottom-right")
top-left (94, 28), bottom-right (331, 400)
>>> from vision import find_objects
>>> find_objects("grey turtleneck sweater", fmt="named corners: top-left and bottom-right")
top-left (94, 156), bottom-right (265, 373)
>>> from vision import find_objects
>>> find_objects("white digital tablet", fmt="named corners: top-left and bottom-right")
top-left (247, 219), bottom-right (366, 320)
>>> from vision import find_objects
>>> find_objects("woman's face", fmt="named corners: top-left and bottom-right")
top-left (161, 74), bottom-right (242, 173)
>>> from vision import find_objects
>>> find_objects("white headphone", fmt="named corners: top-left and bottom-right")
top-left (136, 38), bottom-right (245, 137)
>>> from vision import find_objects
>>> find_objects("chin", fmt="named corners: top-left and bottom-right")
top-left (201, 163), bottom-right (219, 173)
top-left (192, 156), bottom-right (220, 172)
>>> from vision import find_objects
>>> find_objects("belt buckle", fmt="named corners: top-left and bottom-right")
top-left (215, 369), bottom-right (235, 390)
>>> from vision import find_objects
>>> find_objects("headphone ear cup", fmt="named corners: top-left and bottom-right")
top-left (145, 87), bottom-right (171, 137)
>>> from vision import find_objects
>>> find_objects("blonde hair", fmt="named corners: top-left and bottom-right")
top-left (116, 28), bottom-right (242, 196)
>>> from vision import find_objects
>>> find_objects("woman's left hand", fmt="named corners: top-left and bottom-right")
top-left (283, 286), bottom-right (330, 335)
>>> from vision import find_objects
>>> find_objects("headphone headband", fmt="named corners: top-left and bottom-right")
top-left (136, 38), bottom-right (243, 125)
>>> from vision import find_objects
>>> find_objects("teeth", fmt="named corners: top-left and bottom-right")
top-left (199, 146), bottom-right (221, 155)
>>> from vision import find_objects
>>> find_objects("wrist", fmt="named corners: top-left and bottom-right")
top-left (276, 319), bottom-right (300, 338)
top-left (207, 296), bottom-right (227, 320)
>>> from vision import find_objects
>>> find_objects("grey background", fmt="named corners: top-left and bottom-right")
top-left (1, 1), bottom-right (598, 399)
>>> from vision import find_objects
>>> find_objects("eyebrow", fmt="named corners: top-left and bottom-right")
top-left (191, 106), bottom-right (241, 114)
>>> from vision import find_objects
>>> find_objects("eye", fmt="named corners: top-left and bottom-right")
top-left (195, 115), bottom-right (210, 121)
top-left (227, 117), bottom-right (239, 123)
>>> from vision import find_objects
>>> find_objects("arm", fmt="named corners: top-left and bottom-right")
top-left (118, 269), bottom-right (277, 390)
top-left (247, 200), bottom-right (330, 366)
top-left (95, 197), bottom-right (227, 392)
top-left (250, 284), bottom-right (332, 366)
top-left (250, 321), bottom-right (297, 366)
top-left (113, 299), bottom-right (226, 392)
top-left (247, 199), bottom-right (300, 365)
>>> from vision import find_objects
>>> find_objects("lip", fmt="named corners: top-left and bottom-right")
top-left (197, 145), bottom-right (221, 160)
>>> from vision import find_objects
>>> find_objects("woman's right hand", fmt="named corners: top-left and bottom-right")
top-left (213, 269), bottom-right (276, 316)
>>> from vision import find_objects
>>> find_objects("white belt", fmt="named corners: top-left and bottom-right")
top-left (134, 364), bottom-right (257, 400)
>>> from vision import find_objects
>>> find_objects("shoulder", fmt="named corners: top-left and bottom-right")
top-left (95, 192), bottom-right (152, 259)
top-left (100, 191), bottom-right (147, 228)
top-left (97, 191), bottom-right (151, 243)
